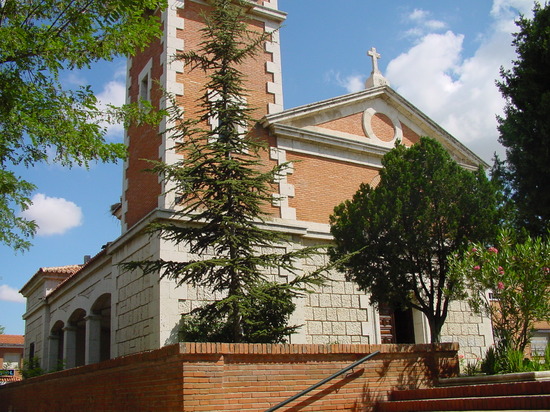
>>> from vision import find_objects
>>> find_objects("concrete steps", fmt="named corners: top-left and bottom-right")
top-left (377, 380), bottom-right (550, 411)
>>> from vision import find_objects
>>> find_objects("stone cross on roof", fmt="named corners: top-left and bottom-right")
top-left (367, 47), bottom-right (381, 73)
top-left (365, 46), bottom-right (389, 89)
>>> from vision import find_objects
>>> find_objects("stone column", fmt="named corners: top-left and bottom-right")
top-left (63, 325), bottom-right (77, 369)
top-left (46, 334), bottom-right (60, 371)
top-left (85, 314), bottom-right (102, 365)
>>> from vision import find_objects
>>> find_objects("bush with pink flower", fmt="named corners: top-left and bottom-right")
top-left (450, 228), bottom-right (550, 354)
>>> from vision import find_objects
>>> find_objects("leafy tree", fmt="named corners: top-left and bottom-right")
top-left (0, 0), bottom-right (167, 251)
top-left (124, 0), bottom-right (321, 343)
top-left (450, 228), bottom-right (550, 353)
top-left (497, 2), bottom-right (550, 236)
top-left (0, 324), bottom-right (4, 334)
top-left (329, 137), bottom-right (499, 343)
top-left (489, 155), bottom-right (520, 229)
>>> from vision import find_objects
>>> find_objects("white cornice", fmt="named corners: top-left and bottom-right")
top-left (246, 2), bottom-right (287, 22)
top-left (182, 0), bottom-right (287, 22)
top-left (272, 124), bottom-right (389, 168)
top-left (262, 86), bottom-right (387, 126)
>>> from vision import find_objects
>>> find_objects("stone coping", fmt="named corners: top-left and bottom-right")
top-left (176, 342), bottom-right (458, 355)
top-left (438, 370), bottom-right (550, 386)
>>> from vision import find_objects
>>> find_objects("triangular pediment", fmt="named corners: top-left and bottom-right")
top-left (262, 86), bottom-right (485, 170)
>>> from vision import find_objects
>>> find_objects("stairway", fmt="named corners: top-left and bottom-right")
top-left (377, 380), bottom-right (550, 411)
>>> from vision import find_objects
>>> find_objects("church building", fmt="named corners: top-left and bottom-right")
top-left (20, 0), bottom-right (493, 371)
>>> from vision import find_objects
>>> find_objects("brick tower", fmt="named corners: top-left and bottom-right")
top-left (122, 0), bottom-right (285, 233)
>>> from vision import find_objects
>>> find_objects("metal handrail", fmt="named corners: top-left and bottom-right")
top-left (264, 350), bottom-right (380, 412)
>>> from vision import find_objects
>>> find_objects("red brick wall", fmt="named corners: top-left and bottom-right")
top-left (124, 9), bottom-right (164, 229)
top-left (371, 113), bottom-right (395, 142)
top-left (401, 122), bottom-right (421, 147)
top-left (287, 152), bottom-right (379, 223)
top-left (0, 343), bottom-right (458, 412)
top-left (318, 112), bottom-right (365, 136)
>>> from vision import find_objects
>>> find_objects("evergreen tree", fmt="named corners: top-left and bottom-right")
top-left (329, 138), bottom-right (499, 343)
top-left (124, 0), bottom-right (321, 343)
top-left (497, 2), bottom-right (550, 236)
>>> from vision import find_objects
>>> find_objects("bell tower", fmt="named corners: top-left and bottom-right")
top-left (121, 0), bottom-right (286, 232)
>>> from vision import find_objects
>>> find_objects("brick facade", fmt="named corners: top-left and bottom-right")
top-left (0, 343), bottom-right (458, 412)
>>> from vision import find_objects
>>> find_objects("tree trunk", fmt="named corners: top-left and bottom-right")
top-left (427, 314), bottom-right (445, 344)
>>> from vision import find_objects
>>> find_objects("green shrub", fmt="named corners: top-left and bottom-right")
top-left (21, 357), bottom-right (44, 379)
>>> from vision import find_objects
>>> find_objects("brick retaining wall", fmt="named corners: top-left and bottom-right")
top-left (0, 343), bottom-right (458, 412)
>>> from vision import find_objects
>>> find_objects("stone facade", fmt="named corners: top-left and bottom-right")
top-left (20, 0), bottom-right (494, 372)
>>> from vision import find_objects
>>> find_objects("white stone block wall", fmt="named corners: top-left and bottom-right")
top-left (23, 314), bottom-right (44, 361)
top-left (113, 232), bottom-right (159, 356)
top-left (440, 299), bottom-right (494, 361)
top-left (303, 271), bottom-right (372, 345)
top-left (159, 236), bottom-right (375, 346)
top-left (25, 288), bottom-right (43, 315)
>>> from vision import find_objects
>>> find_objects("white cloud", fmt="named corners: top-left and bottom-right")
top-left (65, 72), bottom-right (87, 87)
top-left (98, 80), bottom-right (126, 108)
top-left (0, 285), bottom-right (25, 303)
top-left (96, 65), bottom-right (127, 139)
top-left (491, 0), bottom-right (534, 18)
top-left (325, 70), bottom-right (365, 94)
top-left (338, 74), bottom-right (365, 94)
top-left (404, 9), bottom-right (448, 40)
top-left (425, 19), bottom-right (448, 31)
top-left (384, 1), bottom-right (528, 162)
top-left (20, 194), bottom-right (83, 236)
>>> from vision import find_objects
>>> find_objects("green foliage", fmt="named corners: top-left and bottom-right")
top-left (496, 2), bottom-right (550, 236)
top-left (462, 358), bottom-right (481, 376)
top-left (179, 280), bottom-right (301, 343)
top-left (0, 324), bottom-right (4, 334)
top-left (480, 344), bottom-right (550, 375)
top-left (480, 346), bottom-right (500, 375)
top-left (21, 357), bottom-right (45, 379)
top-left (450, 228), bottom-right (550, 353)
top-left (124, 0), bottom-right (322, 343)
top-left (0, 0), bottom-right (167, 250)
top-left (329, 137), bottom-right (498, 343)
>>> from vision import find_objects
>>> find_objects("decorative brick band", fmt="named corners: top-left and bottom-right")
top-left (176, 341), bottom-right (459, 355)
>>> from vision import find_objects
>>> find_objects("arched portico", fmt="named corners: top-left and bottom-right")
top-left (47, 321), bottom-right (65, 371)
top-left (64, 309), bottom-right (86, 368)
top-left (87, 293), bottom-right (111, 364)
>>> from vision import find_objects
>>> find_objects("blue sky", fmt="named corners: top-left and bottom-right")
top-left (0, 0), bottom-right (536, 334)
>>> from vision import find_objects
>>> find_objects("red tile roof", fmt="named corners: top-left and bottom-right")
top-left (0, 335), bottom-right (24, 346)
top-left (0, 375), bottom-right (22, 383)
top-left (40, 265), bottom-right (82, 275)
top-left (20, 265), bottom-right (83, 295)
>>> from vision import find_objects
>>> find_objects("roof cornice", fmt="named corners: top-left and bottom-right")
top-left (183, 0), bottom-right (287, 23)
top-left (262, 86), bottom-right (387, 126)
top-left (272, 123), bottom-right (390, 161)
top-left (261, 85), bottom-right (488, 169)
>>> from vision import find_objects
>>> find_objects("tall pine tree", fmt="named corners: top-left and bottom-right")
top-left (497, 3), bottom-right (550, 235)
top-left (124, 0), bottom-right (321, 343)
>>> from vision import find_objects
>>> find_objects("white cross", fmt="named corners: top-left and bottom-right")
top-left (367, 47), bottom-right (381, 73)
